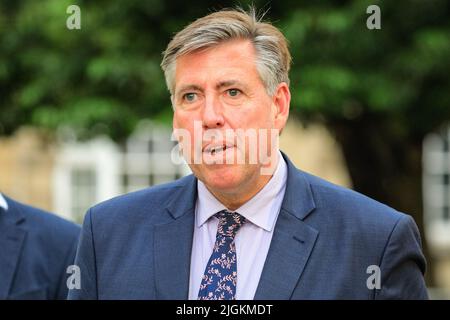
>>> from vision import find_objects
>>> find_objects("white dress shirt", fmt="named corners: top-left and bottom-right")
top-left (0, 193), bottom-right (8, 211)
top-left (188, 151), bottom-right (288, 300)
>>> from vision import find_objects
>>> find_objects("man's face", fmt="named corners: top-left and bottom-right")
top-left (172, 39), bottom-right (289, 197)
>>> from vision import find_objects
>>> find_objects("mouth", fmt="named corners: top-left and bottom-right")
top-left (203, 143), bottom-right (235, 155)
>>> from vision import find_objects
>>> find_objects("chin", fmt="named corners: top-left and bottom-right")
top-left (198, 165), bottom-right (244, 192)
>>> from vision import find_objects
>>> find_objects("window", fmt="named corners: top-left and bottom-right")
top-left (53, 121), bottom-right (190, 222)
top-left (53, 137), bottom-right (121, 223)
top-left (70, 168), bottom-right (97, 222)
top-left (423, 125), bottom-right (450, 251)
top-left (121, 121), bottom-right (190, 193)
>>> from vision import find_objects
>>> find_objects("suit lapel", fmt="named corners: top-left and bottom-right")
top-left (255, 153), bottom-right (319, 299)
top-left (0, 197), bottom-right (27, 299)
top-left (254, 209), bottom-right (318, 299)
top-left (153, 176), bottom-right (197, 299)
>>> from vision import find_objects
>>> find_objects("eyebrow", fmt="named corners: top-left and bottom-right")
top-left (176, 84), bottom-right (203, 96)
top-left (216, 80), bottom-right (247, 90)
top-left (175, 80), bottom-right (248, 97)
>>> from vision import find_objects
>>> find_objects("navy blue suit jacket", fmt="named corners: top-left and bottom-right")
top-left (0, 196), bottom-right (80, 299)
top-left (69, 153), bottom-right (428, 299)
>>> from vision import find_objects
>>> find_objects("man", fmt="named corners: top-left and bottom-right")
top-left (69, 9), bottom-right (428, 299)
top-left (0, 193), bottom-right (80, 299)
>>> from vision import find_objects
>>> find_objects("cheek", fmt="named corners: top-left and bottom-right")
top-left (247, 101), bottom-right (275, 128)
top-left (225, 105), bottom-right (264, 128)
top-left (173, 110), bottom-right (182, 129)
top-left (173, 113), bottom-right (193, 149)
top-left (173, 112), bottom-right (205, 163)
top-left (174, 111), bottom-right (197, 131)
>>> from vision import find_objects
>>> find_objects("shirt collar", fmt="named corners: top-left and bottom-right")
top-left (196, 150), bottom-right (288, 232)
top-left (0, 193), bottom-right (8, 212)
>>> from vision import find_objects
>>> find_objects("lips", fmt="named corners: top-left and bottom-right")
top-left (202, 142), bottom-right (235, 154)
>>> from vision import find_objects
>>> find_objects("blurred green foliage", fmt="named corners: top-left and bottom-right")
top-left (283, 0), bottom-right (450, 140)
top-left (0, 0), bottom-right (449, 141)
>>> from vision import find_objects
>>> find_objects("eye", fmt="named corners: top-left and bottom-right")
top-left (226, 89), bottom-right (241, 97)
top-left (183, 92), bottom-right (198, 103)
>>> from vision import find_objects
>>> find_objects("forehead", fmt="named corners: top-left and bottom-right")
top-left (174, 39), bottom-right (262, 90)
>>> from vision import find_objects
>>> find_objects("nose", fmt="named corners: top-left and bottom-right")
top-left (202, 94), bottom-right (224, 129)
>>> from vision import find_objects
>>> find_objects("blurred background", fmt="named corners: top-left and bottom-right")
top-left (0, 0), bottom-right (449, 298)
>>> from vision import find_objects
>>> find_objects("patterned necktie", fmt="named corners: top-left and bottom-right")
top-left (198, 210), bottom-right (246, 300)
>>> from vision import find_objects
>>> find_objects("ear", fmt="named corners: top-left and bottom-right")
top-left (272, 82), bottom-right (291, 133)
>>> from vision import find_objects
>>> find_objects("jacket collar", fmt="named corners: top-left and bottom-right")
top-left (279, 151), bottom-right (316, 220)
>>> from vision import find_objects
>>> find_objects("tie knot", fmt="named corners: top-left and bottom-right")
top-left (214, 210), bottom-right (246, 238)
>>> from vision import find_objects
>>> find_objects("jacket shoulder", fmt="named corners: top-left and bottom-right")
top-left (87, 175), bottom-right (195, 224)
top-left (8, 197), bottom-right (80, 241)
top-left (301, 171), bottom-right (408, 230)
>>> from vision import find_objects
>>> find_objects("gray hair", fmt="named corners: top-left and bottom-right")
top-left (161, 8), bottom-right (292, 97)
